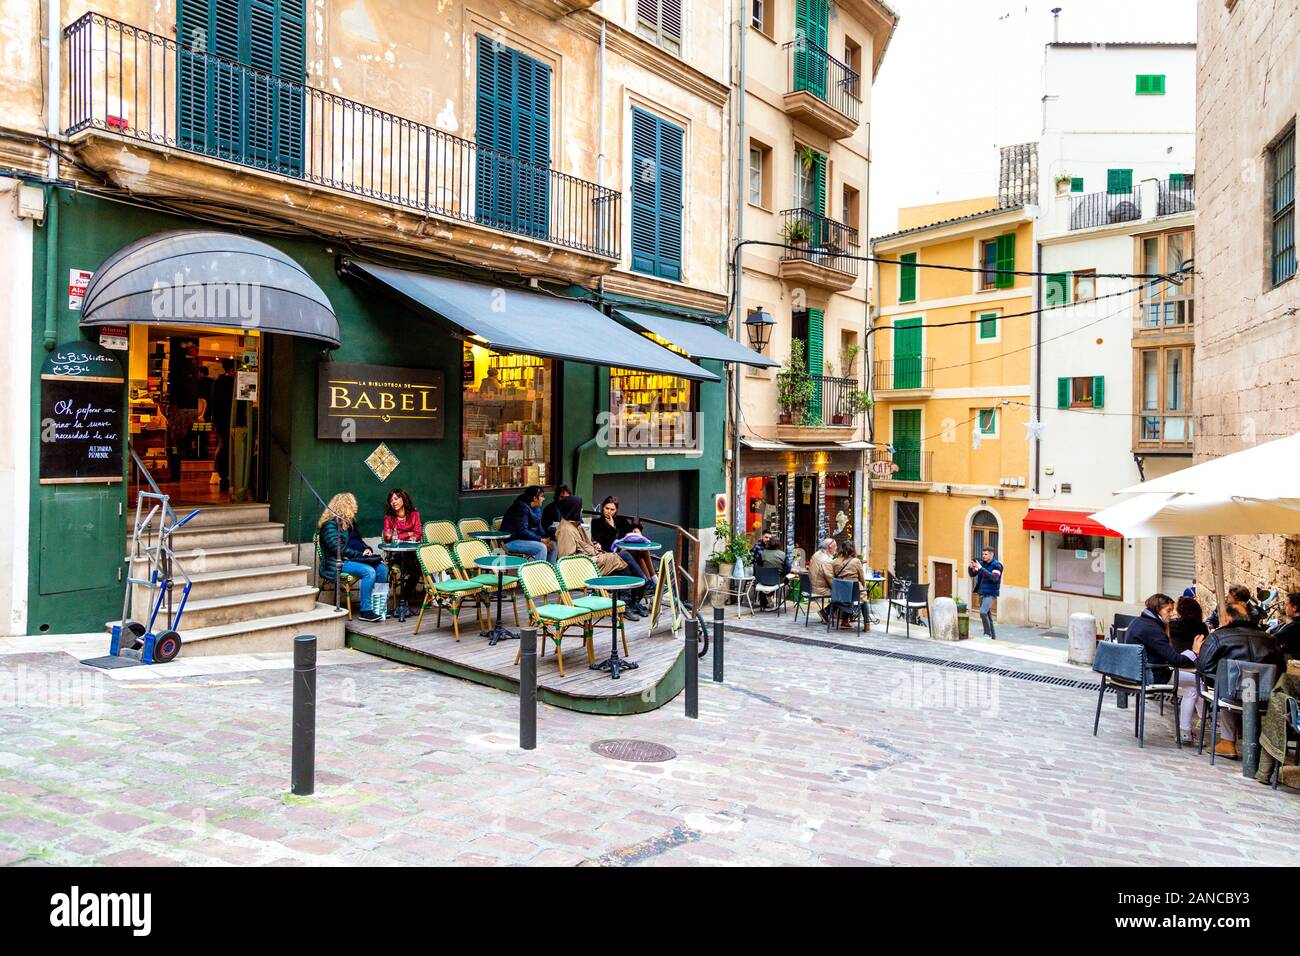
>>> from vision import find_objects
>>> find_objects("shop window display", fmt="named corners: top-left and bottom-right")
top-left (461, 345), bottom-right (553, 492)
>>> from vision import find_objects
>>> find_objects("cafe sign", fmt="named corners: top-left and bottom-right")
top-left (317, 362), bottom-right (444, 440)
top-left (40, 340), bottom-right (125, 484)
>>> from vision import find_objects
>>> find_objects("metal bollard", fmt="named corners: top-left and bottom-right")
top-left (684, 618), bottom-right (699, 719)
top-left (1241, 672), bottom-right (1260, 779)
top-left (520, 627), bottom-right (537, 751)
top-left (712, 606), bottom-right (724, 682)
top-left (291, 634), bottom-right (316, 796)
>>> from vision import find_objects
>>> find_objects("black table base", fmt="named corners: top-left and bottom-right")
top-left (480, 570), bottom-right (516, 646)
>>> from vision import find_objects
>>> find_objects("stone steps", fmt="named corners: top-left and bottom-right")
top-left (129, 542), bottom-right (298, 575)
top-left (127, 564), bottom-right (313, 617)
top-left (156, 605), bottom-right (348, 657)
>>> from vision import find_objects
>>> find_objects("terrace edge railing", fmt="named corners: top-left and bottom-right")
top-left (779, 208), bottom-right (861, 277)
top-left (872, 357), bottom-right (935, 392)
top-left (64, 12), bottom-right (621, 259)
top-left (782, 38), bottom-right (862, 123)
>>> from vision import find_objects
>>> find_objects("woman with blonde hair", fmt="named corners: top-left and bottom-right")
top-left (319, 492), bottom-right (387, 621)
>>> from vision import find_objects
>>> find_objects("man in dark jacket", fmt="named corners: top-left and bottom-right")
top-left (1196, 603), bottom-right (1287, 758)
top-left (502, 486), bottom-right (554, 562)
top-left (165, 338), bottom-right (201, 481)
top-left (540, 485), bottom-right (572, 537)
top-left (1272, 592), bottom-right (1300, 659)
top-left (210, 359), bottom-right (237, 493)
top-left (968, 547), bottom-right (1003, 639)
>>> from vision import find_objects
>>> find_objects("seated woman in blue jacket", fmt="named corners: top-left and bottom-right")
top-left (318, 492), bottom-right (387, 622)
top-left (501, 486), bottom-right (555, 562)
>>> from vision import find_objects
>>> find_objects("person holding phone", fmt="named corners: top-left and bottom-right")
top-left (968, 547), bottom-right (1003, 640)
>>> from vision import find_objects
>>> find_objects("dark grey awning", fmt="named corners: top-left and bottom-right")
top-left (79, 230), bottom-right (339, 347)
top-left (345, 262), bottom-right (720, 383)
top-left (615, 308), bottom-right (778, 368)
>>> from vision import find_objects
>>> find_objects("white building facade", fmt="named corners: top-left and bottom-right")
top-left (1026, 41), bottom-right (1197, 629)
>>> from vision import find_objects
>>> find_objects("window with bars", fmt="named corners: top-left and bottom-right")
top-left (1272, 128), bottom-right (1296, 286)
top-left (637, 0), bottom-right (682, 54)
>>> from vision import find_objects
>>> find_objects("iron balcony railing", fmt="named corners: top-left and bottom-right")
top-left (1157, 178), bottom-right (1196, 216)
top-left (779, 208), bottom-right (860, 277)
top-left (1068, 187), bottom-right (1142, 231)
top-left (870, 448), bottom-right (932, 484)
top-left (783, 38), bottom-right (861, 123)
top-left (777, 373), bottom-right (862, 427)
top-left (872, 357), bottom-right (935, 392)
top-left (64, 12), bottom-right (621, 259)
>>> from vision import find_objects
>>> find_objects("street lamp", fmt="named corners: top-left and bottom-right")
top-left (744, 307), bottom-right (775, 354)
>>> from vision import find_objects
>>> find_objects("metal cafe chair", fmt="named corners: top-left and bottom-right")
top-left (827, 578), bottom-right (862, 634)
top-left (1110, 612), bottom-right (1138, 643)
top-left (1092, 641), bottom-right (1183, 748)
top-left (1198, 659), bottom-right (1279, 764)
top-left (794, 571), bottom-right (832, 626)
top-left (886, 578), bottom-right (931, 639)
top-left (753, 565), bottom-right (789, 614)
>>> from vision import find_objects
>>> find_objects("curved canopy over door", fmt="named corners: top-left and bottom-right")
top-left (79, 230), bottom-right (339, 348)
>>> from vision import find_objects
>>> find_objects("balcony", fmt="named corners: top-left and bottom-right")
top-left (63, 13), bottom-right (621, 283)
top-left (1157, 179), bottom-right (1195, 216)
top-left (777, 209), bottom-right (861, 290)
top-left (869, 448), bottom-right (933, 491)
top-left (781, 39), bottom-right (862, 140)
top-left (775, 373), bottom-right (865, 440)
top-left (1068, 188), bottom-right (1141, 231)
top-left (871, 357), bottom-right (935, 398)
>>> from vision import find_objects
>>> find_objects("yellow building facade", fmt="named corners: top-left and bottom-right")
top-left (870, 198), bottom-right (1036, 623)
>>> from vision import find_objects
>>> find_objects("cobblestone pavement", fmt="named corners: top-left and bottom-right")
top-left (0, 619), bottom-right (1297, 867)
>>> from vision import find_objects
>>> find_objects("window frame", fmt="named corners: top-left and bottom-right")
top-left (607, 355), bottom-right (701, 452)
top-left (1135, 228), bottom-right (1195, 330)
top-left (1041, 532), bottom-right (1123, 599)
top-left (629, 106), bottom-right (686, 282)
top-left (1271, 126), bottom-right (1296, 287)
top-left (750, 0), bottom-right (773, 36)
top-left (460, 348), bottom-right (558, 496)
top-left (1073, 269), bottom-right (1097, 302)
top-left (637, 0), bottom-right (683, 55)
top-left (979, 239), bottom-right (998, 290)
top-left (1134, 345), bottom-right (1194, 449)
top-left (977, 407), bottom-right (998, 437)
top-left (976, 309), bottom-right (1000, 343)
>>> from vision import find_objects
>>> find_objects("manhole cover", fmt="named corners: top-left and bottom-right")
top-left (591, 739), bottom-right (677, 763)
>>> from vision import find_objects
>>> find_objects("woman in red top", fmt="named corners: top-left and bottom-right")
top-left (382, 488), bottom-right (422, 542)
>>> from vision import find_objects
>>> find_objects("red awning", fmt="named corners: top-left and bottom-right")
top-left (1022, 509), bottom-right (1123, 538)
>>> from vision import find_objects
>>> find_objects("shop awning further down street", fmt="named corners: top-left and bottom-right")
top-left (345, 262), bottom-right (719, 383)
top-left (741, 438), bottom-right (875, 452)
top-left (1022, 509), bottom-right (1123, 538)
top-left (614, 308), bottom-right (778, 368)
top-left (79, 230), bottom-right (340, 347)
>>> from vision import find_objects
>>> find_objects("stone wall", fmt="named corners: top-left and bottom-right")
top-left (1194, 0), bottom-right (1300, 598)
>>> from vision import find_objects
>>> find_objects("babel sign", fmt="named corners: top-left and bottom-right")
top-left (317, 362), bottom-right (444, 440)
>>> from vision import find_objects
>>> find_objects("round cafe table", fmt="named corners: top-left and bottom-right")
top-left (473, 554), bottom-right (526, 645)
top-left (470, 530), bottom-right (511, 554)
top-left (584, 575), bottom-right (643, 679)
top-left (379, 540), bottom-right (421, 622)
top-left (614, 540), bottom-right (661, 595)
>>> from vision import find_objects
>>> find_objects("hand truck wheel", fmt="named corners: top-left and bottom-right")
top-left (122, 620), bottom-right (147, 650)
top-left (153, 630), bottom-right (182, 663)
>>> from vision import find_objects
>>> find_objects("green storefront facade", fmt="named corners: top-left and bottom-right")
top-left (27, 188), bottom-right (726, 635)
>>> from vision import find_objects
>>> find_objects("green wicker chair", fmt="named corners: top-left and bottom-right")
top-left (556, 554), bottom-right (629, 656)
top-left (423, 520), bottom-right (461, 546)
top-left (513, 561), bottom-right (594, 677)
top-left (414, 543), bottom-right (483, 641)
top-left (314, 532), bottom-right (358, 620)
top-left (491, 516), bottom-right (504, 531)
top-left (458, 517), bottom-right (490, 539)
top-left (452, 539), bottom-right (520, 628)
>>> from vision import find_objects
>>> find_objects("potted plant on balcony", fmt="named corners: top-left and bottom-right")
top-left (776, 339), bottom-right (814, 424)
top-left (780, 216), bottom-right (813, 250)
top-left (1055, 173), bottom-right (1074, 196)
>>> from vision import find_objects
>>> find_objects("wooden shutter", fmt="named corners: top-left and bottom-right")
top-left (1045, 272), bottom-right (1070, 305)
top-left (661, 0), bottom-right (682, 40)
top-left (994, 233), bottom-right (1015, 288)
top-left (1070, 177), bottom-right (1083, 193)
top-left (1107, 168), bottom-right (1133, 194)
top-left (176, 0), bottom-right (210, 150)
top-left (476, 37), bottom-right (551, 236)
top-left (793, 0), bottom-right (828, 97)
top-left (893, 317), bottom-right (922, 389)
top-left (978, 312), bottom-right (997, 340)
top-left (899, 252), bottom-right (917, 302)
top-left (807, 308), bottom-right (825, 374)
top-left (1057, 377), bottom-right (1070, 409)
top-left (1092, 375), bottom-right (1105, 409)
top-left (892, 408), bottom-right (921, 481)
top-left (630, 108), bottom-right (683, 281)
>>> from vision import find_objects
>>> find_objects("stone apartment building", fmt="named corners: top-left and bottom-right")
top-left (1195, 0), bottom-right (1300, 594)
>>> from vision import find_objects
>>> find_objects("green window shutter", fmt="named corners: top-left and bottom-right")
top-left (813, 151), bottom-right (827, 216)
top-left (893, 317), bottom-right (922, 389)
top-left (629, 108), bottom-right (684, 281)
top-left (1057, 377), bottom-right (1070, 409)
top-left (979, 409), bottom-right (995, 434)
top-left (899, 252), bottom-right (917, 302)
top-left (892, 409), bottom-right (921, 481)
top-left (1045, 272), bottom-right (1071, 306)
top-left (806, 308), bottom-right (824, 421)
top-left (1107, 168), bottom-right (1133, 194)
top-left (476, 37), bottom-right (552, 237)
top-left (176, 0), bottom-right (211, 150)
top-left (978, 312), bottom-right (998, 340)
top-left (1070, 177), bottom-right (1084, 193)
top-left (1137, 74), bottom-right (1165, 95)
top-left (793, 0), bottom-right (828, 98)
top-left (1092, 375), bottom-right (1105, 409)
top-left (994, 233), bottom-right (1016, 288)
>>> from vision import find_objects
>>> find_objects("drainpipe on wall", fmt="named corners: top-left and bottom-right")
top-left (730, 0), bottom-right (746, 534)
top-left (861, 121), bottom-right (872, 555)
top-left (43, 0), bottom-right (61, 351)
top-left (42, 189), bottom-right (58, 351)
top-left (1033, 238), bottom-right (1043, 494)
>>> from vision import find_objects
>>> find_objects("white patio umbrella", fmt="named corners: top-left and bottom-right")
top-left (1094, 431), bottom-right (1300, 613)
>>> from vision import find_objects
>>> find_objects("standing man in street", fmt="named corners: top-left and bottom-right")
top-left (210, 358), bottom-right (237, 494)
top-left (969, 547), bottom-right (1003, 640)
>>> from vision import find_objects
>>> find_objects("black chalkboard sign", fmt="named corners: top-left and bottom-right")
top-left (39, 341), bottom-right (125, 484)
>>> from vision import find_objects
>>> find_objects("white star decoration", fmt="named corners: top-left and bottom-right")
top-left (971, 423), bottom-right (983, 450)
top-left (1022, 417), bottom-right (1046, 442)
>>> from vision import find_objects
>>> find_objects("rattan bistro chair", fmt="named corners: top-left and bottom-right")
top-left (458, 517), bottom-right (490, 539)
top-left (314, 532), bottom-right (358, 620)
top-left (491, 517), bottom-right (504, 531)
top-left (513, 561), bottom-right (594, 676)
top-left (452, 539), bottom-right (520, 628)
top-left (413, 543), bottom-right (484, 641)
top-left (556, 554), bottom-right (629, 656)
top-left (423, 520), bottom-right (461, 547)
top-left (1092, 641), bottom-right (1184, 749)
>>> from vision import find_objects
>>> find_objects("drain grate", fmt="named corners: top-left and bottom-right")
top-left (728, 626), bottom-right (1104, 693)
top-left (591, 739), bottom-right (677, 763)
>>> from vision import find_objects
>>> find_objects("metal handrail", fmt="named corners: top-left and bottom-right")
top-left (580, 509), bottom-right (704, 615)
top-left (270, 432), bottom-right (343, 610)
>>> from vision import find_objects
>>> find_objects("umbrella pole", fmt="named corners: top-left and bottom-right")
top-left (1211, 534), bottom-right (1228, 619)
